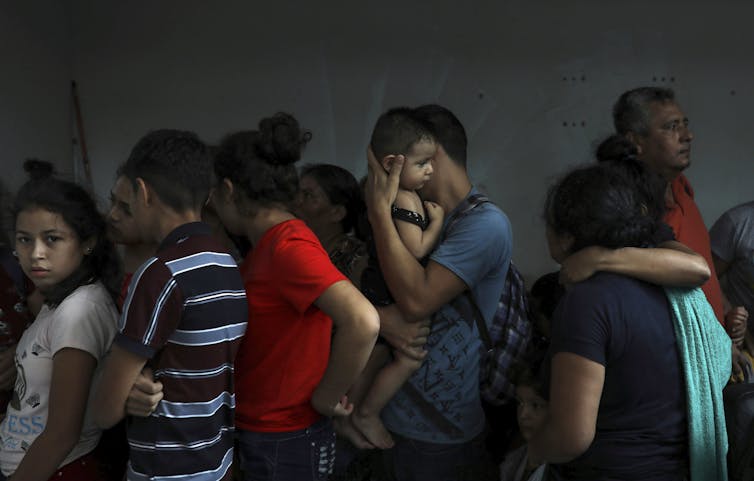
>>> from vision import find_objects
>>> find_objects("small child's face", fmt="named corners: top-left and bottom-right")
top-left (516, 385), bottom-right (548, 441)
top-left (399, 139), bottom-right (436, 191)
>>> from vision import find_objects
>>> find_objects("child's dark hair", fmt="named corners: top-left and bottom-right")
top-left (544, 163), bottom-right (661, 253)
top-left (214, 112), bottom-right (311, 208)
top-left (370, 107), bottom-right (435, 161)
top-left (118, 129), bottom-right (212, 213)
top-left (510, 341), bottom-right (549, 399)
top-left (529, 271), bottom-right (564, 322)
top-left (299, 163), bottom-right (364, 234)
top-left (13, 159), bottom-right (121, 305)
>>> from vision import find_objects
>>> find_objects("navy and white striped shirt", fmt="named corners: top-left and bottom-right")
top-left (116, 222), bottom-right (247, 481)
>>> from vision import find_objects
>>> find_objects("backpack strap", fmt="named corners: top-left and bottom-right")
top-left (443, 193), bottom-right (494, 348)
top-left (461, 262), bottom-right (527, 352)
top-left (444, 194), bottom-right (490, 238)
top-left (462, 290), bottom-right (493, 350)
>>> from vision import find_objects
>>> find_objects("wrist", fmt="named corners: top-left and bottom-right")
top-left (597, 246), bottom-right (621, 270)
top-left (367, 200), bottom-right (391, 220)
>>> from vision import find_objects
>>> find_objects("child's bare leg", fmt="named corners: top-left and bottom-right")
top-left (352, 351), bottom-right (423, 449)
top-left (334, 345), bottom-right (391, 449)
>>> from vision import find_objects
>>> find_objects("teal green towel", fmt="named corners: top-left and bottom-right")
top-left (665, 287), bottom-right (731, 481)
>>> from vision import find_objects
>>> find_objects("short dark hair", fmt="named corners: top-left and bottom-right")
top-left (510, 338), bottom-right (550, 398)
top-left (511, 362), bottom-right (547, 398)
top-left (529, 271), bottom-right (564, 322)
top-left (214, 112), bottom-right (311, 207)
top-left (544, 163), bottom-right (661, 253)
top-left (118, 129), bottom-right (211, 213)
top-left (413, 104), bottom-right (467, 167)
top-left (14, 159), bottom-right (121, 305)
top-left (299, 164), bottom-right (363, 234)
top-left (613, 87), bottom-right (675, 136)
top-left (370, 107), bottom-right (435, 161)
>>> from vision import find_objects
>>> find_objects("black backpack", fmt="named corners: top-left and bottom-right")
top-left (446, 195), bottom-right (534, 406)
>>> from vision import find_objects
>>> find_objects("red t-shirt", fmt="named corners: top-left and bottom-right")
top-left (235, 219), bottom-right (346, 432)
top-left (664, 175), bottom-right (725, 326)
top-left (118, 272), bottom-right (133, 311)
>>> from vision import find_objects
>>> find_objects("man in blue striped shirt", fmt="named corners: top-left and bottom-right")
top-left (94, 130), bottom-right (247, 481)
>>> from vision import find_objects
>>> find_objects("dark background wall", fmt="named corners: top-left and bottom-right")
top-left (3, 0), bottom-right (753, 279)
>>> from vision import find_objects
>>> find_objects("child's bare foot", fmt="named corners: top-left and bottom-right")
top-left (352, 411), bottom-right (395, 449)
top-left (334, 416), bottom-right (375, 450)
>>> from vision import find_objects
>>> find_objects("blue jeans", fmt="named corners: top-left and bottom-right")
top-left (238, 417), bottom-right (336, 481)
top-left (379, 431), bottom-right (497, 481)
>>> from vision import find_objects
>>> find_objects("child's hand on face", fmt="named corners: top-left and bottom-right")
top-left (424, 201), bottom-right (444, 223)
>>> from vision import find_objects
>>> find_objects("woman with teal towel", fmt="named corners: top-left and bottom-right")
top-left (528, 162), bottom-right (730, 481)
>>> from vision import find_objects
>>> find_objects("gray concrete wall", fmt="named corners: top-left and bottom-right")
top-left (8, 0), bottom-right (754, 280)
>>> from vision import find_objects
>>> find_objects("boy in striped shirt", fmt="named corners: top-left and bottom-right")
top-left (94, 130), bottom-right (247, 481)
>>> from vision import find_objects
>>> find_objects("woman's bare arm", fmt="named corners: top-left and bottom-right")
top-left (559, 241), bottom-right (710, 287)
top-left (311, 280), bottom-right (379, 416)
top-left (529, 352), bottom-right (604, 464)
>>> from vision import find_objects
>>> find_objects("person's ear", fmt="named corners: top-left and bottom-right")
top-left (560, 233), bottom-right (575, 254)
top-left (626, 132), bottom-right (644, 155)
top-left (380, 155), bottom-right (396, 172)
top-left (135, 178), bottom-right (151, 206)
top-left (330, 204), bottom-right (346, 225)
top-left (221, 178), bottom-right (235, 202)
top-left (82, 237), bottom-right (97, 255)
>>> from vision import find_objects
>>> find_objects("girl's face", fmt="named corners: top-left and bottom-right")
top-left (516, 385), bottom-right (548, 441)
top-left (294, 175), bottom-right (339, 236)
top-left (14, 207), bottom-right (89, 291)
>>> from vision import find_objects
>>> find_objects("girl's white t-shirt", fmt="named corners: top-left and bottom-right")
top-left (0, 282), bottom-right (118, 475)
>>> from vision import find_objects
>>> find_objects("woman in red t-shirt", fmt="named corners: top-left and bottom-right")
top-left (211, 113), bottom-right (379, 481)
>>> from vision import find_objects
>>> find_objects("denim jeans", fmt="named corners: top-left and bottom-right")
top-left (379, 430), bottom-right (497, 481)
top-left (237, 417), bottom-right (336, 481)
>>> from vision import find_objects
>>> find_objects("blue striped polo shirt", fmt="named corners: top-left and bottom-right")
top-left (116, 222), bottom-right (248, 481)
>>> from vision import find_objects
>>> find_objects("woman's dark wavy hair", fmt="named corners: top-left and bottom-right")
top-left (13, 160), bottom-right (121, 306)
top-left (544, 162), bottom-right (661, 253)
top-left (595, 134), bottom-right (667, 221)
top-left (214, 112), bottom-right (311, 208)
top-left (299, 163), bottom-right (364, 234)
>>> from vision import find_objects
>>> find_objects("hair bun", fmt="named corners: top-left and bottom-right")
top-left (23, 159), bottom-right (55, 181)
top-left (596, 134), bottom-right (638, 164)
top-left (256, 112), bottom-right (311, 166)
